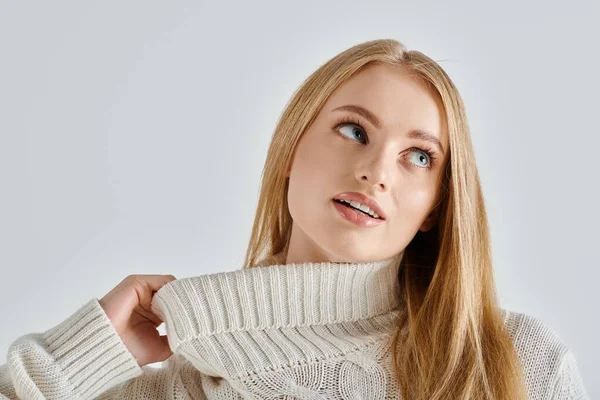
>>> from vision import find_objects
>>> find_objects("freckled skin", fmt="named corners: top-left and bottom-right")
top-left (284, 64), bottom-right (450, 265)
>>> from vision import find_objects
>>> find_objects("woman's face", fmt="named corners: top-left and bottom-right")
top-left (285, 63), bottom-right (450, 264)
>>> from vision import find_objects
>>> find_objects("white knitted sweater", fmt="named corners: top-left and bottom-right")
top-left (0, 253), bottom-right (589, 399)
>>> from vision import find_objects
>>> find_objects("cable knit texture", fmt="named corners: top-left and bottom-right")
top-left (0, 253), bottom-right (589, 399)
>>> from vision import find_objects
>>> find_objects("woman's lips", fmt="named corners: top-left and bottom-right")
top-left (332, 199), bottom-right (385, 228)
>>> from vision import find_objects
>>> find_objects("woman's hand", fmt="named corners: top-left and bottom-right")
top-left (99, 274), bottom-right (177, 367)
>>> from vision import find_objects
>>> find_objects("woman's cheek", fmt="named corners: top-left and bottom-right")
top-left (411, 188), bottom-right (438, 222)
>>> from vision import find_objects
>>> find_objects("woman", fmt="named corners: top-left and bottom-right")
top-left (0, 39), bottom-right (588, 399)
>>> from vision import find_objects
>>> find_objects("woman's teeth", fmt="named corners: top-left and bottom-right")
top-left (335, 199), bottom-right (381, 219)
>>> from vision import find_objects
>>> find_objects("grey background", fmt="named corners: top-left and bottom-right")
top-left (0, 1), bottom-right (597, 397)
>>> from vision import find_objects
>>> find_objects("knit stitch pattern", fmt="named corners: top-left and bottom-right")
top-left (0, 253), bottom-right (589, 399)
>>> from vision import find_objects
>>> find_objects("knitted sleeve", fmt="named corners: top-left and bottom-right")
top-left (549, 349), bottom-right (589, 400)
top-left (0, 298), bottom-right (206, 399)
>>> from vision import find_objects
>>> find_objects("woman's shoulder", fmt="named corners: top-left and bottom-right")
top-left (501, 308), bottom-right (569, 354)
top-left (500, 308), bottom-right (589, 399)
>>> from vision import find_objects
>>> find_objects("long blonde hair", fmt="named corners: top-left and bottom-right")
top-left (241, 39), bottom-right (528, 400)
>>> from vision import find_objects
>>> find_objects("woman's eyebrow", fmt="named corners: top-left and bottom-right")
top-left (332, 104), bottom-right (445, 155)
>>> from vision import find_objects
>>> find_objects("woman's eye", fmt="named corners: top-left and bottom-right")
top-left (338, 124), bottom-right (366, 143)
top-left (408, 150), bottom-right (430, 168)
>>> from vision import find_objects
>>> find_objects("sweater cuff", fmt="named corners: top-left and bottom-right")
top-left (42, 298), bottom-right (143, 398)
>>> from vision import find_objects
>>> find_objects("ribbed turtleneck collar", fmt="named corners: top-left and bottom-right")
top-left (151, 252), bottom-right (405, 352)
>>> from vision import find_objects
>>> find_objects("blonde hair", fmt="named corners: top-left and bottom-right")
top-left (241, 39), bottom-right (528, 399)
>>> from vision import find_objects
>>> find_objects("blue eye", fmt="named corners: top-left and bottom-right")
top-left (337, 122), bottom-right (366, 143)
top-left (408, 150), bottom-right (431, 168)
